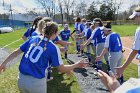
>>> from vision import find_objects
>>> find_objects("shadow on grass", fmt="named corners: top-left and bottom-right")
top-left (47, 68), bottom-right (77, 93)
top-left (96, 87), bottom-right (109, 92)
top-left (67, 58), bottom-right (88, 77)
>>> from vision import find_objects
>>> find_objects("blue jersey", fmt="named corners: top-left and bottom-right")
top-left (85, 28), bottom-right (92, 40)
top-left (90, 27), bottom-right (106, 44)
top-left (75, 23), bottom-right (84, 34)
top-left (31, 30), bottom-right (41, 37)
top-left (138, 51), bottom-right (140, 54)
top-left (74, 22), bottom-right (78, 29)
top-left (59, 29), bottom-right (71, 41)
top-left (52, 36), bottom-right (61, 43)
top-left (31, 30), bottom-right (60, 43)
top-left (105, 32), bottom-right (122, 52)
top-left (24, 28), bottom-right (35, 38)
top-left (19, 36), bottom-right (63, 79)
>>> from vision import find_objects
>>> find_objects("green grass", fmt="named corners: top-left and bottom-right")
top-left (112, 24), bottom-right (138, 37)
top-left (0, 63), bottom-right (19, 93)
top-left (0, 24), bottom-right (139, 93)
top-left (0, 27), bottom-right (81, 93)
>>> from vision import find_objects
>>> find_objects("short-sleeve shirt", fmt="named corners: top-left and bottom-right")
top-left (31, 30), bottom-right (41, 37)
top-left (59, 29), bottom-right (71, 41)
top-left (24, 28), bottom-right (35, 38)
top-left (132, 27), bottom-right (140, 51)
top-left (105, 32), bottom-right (122, 52)
top-left (52, 36), bottom-right (61, 43)
top-left (85, 28), bottom-right (92, 40)
top-left (19, 36), bottom-right (63, 79)
top-left (75, 23), bottom-right (84, 34)
top-left (30, 30), bottom-right (60, 43)
top-left (90, 27), bottom-right (106, 44)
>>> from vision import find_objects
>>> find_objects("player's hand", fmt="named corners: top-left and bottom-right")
top-left (95, 56), bottom-right (102, 62)
top-left (114, 66), bottom-right (124, 78)
top-left (68, 42), bottom-right (74, 46)
top-left (80, 44), bottom-right (85, 50)
top-left (75, 59), bottom-right (89, 68)
top-left (60, 47), bottom-right (66, 53)
top-left (97, 70), bottom-right (120, 92)
top-left (0, 63), bottom-right (6, 73)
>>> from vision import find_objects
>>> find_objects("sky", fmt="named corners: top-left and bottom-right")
top-left (0, 0), bottom-right (139, 14)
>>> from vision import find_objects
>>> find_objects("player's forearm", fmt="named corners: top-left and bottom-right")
top-left (84, 38), bottom-right (92, 46)
top-left (58, 64), bottom-right (78, 73)
top-left (56, 40), bottom-right (67, 46)
top-left (100, 48), bottom-right (108, 58)
top-left (2, 48), bottom-right (22, 65)
top-left (122, 50), bottom-right (138, 70)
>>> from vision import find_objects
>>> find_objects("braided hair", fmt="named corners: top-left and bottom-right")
top-left (37, 22), bottom-right (58, 51)
top-left (30, 16), bottom-right (43, 36)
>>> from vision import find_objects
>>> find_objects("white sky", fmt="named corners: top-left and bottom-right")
top-left (0, 0), bottom-right (139, 14)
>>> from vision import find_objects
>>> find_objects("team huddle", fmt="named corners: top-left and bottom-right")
top-left (0, 6), bottom-right (140, 93)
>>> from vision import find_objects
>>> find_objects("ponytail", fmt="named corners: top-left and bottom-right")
top-left (30, 16), bottom-right (43, 36)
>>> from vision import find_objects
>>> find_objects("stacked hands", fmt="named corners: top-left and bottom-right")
top-left (75, 59), bottom-right (89, 68)
top-left (0, 59), bottom-right (89, 73)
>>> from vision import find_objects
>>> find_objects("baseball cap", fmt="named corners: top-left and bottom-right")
top-left (129, 6), bottom-right (140, 19)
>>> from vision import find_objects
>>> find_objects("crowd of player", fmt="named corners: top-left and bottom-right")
top-left (0, 6), bottom-right (140, 93)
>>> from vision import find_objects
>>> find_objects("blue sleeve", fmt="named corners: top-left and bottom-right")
top-left (86, 29), bottom-right (92, 39)
top-left (68, 30), bottom-right (71, 37)
top-left (24, 28), bottom-right (31, 37)
top-left (20, 39), bottom-right (30, 52)
top-left (126, 87), bottom-right (140, 93)
top-left (51, 45), bottom-right (63, 67)
top-left (138, 50), bottom-right (140, 54)
top-left (80, 24), bottom-right (84, 32)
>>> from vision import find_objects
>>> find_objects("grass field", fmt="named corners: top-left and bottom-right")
top-left (0, 24), bottom-right (139, 93)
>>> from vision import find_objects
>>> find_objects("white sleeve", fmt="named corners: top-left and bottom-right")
top-left (114, 78), bottom-right (140, 93)
top-left (104, 35), bottom-right (110, 48)
top-left (132, 29), bottom-right (140, 50)
top-left (90, 29), bottom-right (96, 39)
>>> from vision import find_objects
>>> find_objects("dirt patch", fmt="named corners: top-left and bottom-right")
top-left (121, 36), bottom-right (139, 65)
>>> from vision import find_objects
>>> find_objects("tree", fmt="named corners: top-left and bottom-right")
top-left (86, 2), bottom-right (98, 20)
top-left (75, 1), bottom-right (87, 17)
top-left (99, 4), bottom-right (114, 21)
top-left (106, 0), bottom-right (124, 21)
top-left (63, 0), bottom-right (75, 23)
top-left (36, 0), bottom-right (56, 17)
top-left (57, 0), bottom-right (64, 25)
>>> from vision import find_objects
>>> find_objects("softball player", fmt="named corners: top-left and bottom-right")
top-left (74, 17), bottom-right (84, 54)
top-left (115, 6), bottom-right (140, 79)
top-left (95, 22), bottom-right (124, 84)
top-left (22, 16), bottom-right (43, 41)
top-left (81, 18), bottom-right (109, 70)
top-left (31, 17), bottom-right (73, 48)
top-left (0, 22), bottom-right (88, 93)
top-left (84, 21), bottom-right (92, 54)
top-left (59, 24), bottom-right (73, 58)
